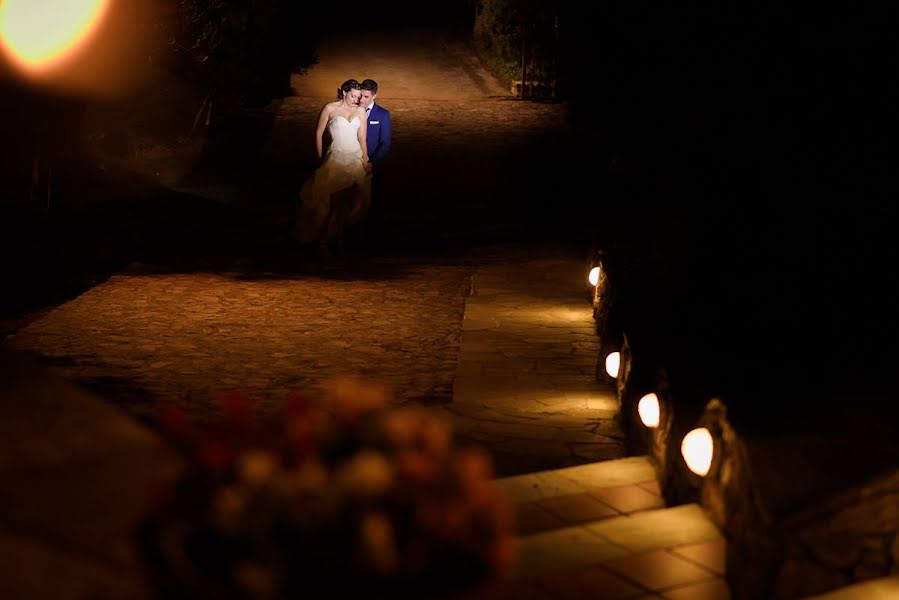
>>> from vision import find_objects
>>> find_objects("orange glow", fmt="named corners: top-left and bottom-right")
top-left (681, 428), bottom-right (714, 476)
top-left (0, 0), bottom-right (110, 72)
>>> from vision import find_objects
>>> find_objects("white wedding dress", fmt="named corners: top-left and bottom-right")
top-left (297, 115), bottom-right (371, 242)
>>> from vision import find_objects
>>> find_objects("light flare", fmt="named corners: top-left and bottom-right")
top-left (0, 0), bottom-right (111, 72)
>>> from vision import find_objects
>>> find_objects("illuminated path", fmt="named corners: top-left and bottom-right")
top-left (290, 29), bottom-right (510, 100)
top-left (6, 243), bottom-right (624, 474)
top-left (439, 243), bottom-right (626, 476)
top-left (493, 459), bottom-right (728, 599)
top-left (270, 28), bottom-right (568, 243)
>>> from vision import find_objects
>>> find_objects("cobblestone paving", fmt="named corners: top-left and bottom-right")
top-left (8, 259), bottom-right (472, 421)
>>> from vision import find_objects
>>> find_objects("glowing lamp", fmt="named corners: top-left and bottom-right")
top-left (637, 393), bottom-right (660, 428)
top-left (588, 266), bottom-right (600, 287)
top-left (604, 352), bottom-right (620, 379)
top-left (0, 0), bottom-right (111, 72)
top-left (681, 428), bottom-right (714, 476)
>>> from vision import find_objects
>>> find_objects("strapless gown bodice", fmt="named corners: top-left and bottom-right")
top-left (327, 116), bottom-right (362, 155)
top-left (297, 114), bottom-right (371, 242)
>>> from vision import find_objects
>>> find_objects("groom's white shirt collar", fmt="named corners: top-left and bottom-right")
top-left (366, 102), bottom-right (376, 115)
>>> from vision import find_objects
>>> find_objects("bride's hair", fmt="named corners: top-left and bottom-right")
top-left (337, 79), bottom-right (361, 100)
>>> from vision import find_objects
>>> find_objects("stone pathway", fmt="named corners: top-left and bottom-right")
top-left (441, 248), bottom-right (625, 476)
top-left (291, 31), bottom-right (510, 100)
top-left (807, 576), bottom-right (899, 599)
top-left (8, 257), bottom-right (472, 422)
top-left (488, 457), bottom-right (730, 600)
top-left (6, 242), bottom-right (622, 477)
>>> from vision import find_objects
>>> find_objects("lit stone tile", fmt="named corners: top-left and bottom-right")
top-left (512, 525), bottom-right (630, 578)
top-left (587, 396), bottom-right (619, 411)
top-left (536, 565), bottom-right (647, 599)
top-left (472, 579), bottom-right (558, 600)
top-left (537, 493), bottom-right (621, 524)
top-left (556, 457), bottom-right (657, 489)
top-left (668, 540), bottom-right (727, 576)
top-left (660, 578), bottom-right (732, 600)
top-left (495, 457), bottom-right (655, 503)
top-left (804, 575), bottom-right (899, 599)
top-left (479, 421), bottom-right (560, 441)
top-left (605, 550), bottom-right (718, 591)
top-left (515, 502), bottom-right (568, 536)
top-left (638, 480), bottom-right (663, 497)
top-left (462, 318), bottom-right (497, 332)
top-left (496, 471), bottom-right (595, 503)
top-left (585, 505), bottom-right (722, 554)
top-left (588, 484), bottom-right (666, 514)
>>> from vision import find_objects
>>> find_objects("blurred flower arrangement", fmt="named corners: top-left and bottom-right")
top-left (139, 379), bottom-right (516, 599)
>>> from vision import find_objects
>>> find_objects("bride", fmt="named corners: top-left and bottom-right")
top-left (297, 79), bottom-right (372, 252)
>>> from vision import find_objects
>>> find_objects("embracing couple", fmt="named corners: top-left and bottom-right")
top-left (297, 78), bottom-right (392, 253)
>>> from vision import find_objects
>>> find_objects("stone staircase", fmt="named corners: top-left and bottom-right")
top-left (805, 577), bottom-right (899, 599)
top-left (490, 456), bottom-right (729, 599)
top-left (489, 457), bottom-right (899, 599)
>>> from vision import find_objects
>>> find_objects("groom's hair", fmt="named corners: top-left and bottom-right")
top-left (361, 79), bottom-right (379, 94)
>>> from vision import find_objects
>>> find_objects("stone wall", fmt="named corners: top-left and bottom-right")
top-left (691, 401), bottom-right (899, 599)
top-left (771, 472), bottom-right (899, 597)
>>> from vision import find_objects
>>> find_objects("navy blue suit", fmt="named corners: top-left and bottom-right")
top-left (365, 103), bottom-right (391, 167)
top-left (363, 103), bottom-right (390, 236)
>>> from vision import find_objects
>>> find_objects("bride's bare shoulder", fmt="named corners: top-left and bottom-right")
top-left (319, 101), bottom-right (340, 114)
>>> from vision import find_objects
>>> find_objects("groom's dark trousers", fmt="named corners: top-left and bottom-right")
top-left (365, 103), bottom-right (392, 236)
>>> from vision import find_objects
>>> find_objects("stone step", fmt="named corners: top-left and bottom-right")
top-left (487, 458), bottom-right (730, 598)
top-left (495, 456), bottom-right (665, 535)
top-left (512, 504), bottom-right (723, 578)
top-left (487, 504), bottom-right (727, 599)
top-left (805, 576), bottom-right (899, 599)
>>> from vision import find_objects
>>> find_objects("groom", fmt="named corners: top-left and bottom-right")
top-left (359, 79), bottom-right (391, 238)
